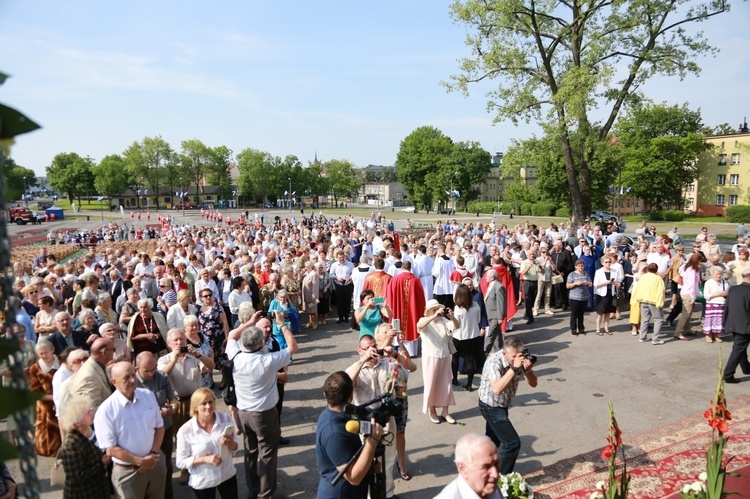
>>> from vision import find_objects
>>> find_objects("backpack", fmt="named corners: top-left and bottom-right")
top-left (221, 351), bottom-right (245, 406)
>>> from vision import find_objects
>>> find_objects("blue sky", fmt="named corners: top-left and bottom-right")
top-left (1, 1), bottom-right (748, 178)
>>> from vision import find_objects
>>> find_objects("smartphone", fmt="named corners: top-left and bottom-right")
top-left (374, 297), bottom-right (385, 305)
top-left (223, 425), bottom-right (235, 437)
top-left (179, 346), bottom-right (189, 353)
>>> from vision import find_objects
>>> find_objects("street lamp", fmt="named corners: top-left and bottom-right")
top-left (288, 177), bottom-right (292, 212)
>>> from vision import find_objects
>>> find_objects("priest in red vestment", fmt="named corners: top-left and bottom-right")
top-left (386, 260), bottom-right (425, 356)
top-left (362, 258), bottom-right (392, 298)
top-left (479, 258), bottom-right (517, 332)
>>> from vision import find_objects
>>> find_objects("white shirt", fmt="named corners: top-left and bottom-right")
top-left (453, 303), bottom-right (481, 341)
top-left (434, 475), bottom-right (502, 499)
top-left (52, 365), bottom-right (74, 418)
top-left (94, 388), bottom-right (164, 465)
top-left (647, 252), bottom-right (671, 275)
top-left (157, 353), bottom-right (204, 398)
top-left (175, 411), bottom-right (239, 490)
top-left (226, 339), bottom-right (290, 412)
top-left (432, 255), bottom-right (456, 295)
top-left (194, 279), bottom-right (220, 304)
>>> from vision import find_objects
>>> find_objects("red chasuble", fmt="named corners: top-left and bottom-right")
top-left (362, 270), bottom-right (392, 299)
top-left (479, 264), bottom-right (517, 333)
top-left (385, 271), bottom-right (425, 342)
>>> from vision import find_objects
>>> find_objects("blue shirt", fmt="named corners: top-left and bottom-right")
top-left (316, 408), bottom-right (368, 499)
top-left (16, 309), bottom-right (35, 343)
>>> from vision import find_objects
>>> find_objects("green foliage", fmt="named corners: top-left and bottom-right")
top-left (500, 202), bottom-right (514, 214)
top-left (123, 136), bottom-right (175, 209)
top-left (502, 180), bottom-right (538, 205)
top-left (93, 154), bottom-right (131, 199)
top-left (440, 141), bottom-right (493, 208)
top-left (205, 145), bottom-right (234, 200)
top-left (325, 159), bottom-right (360, 205)
top-left (445, 0), bottom-right (728, 222)
top-left (520, 202), bottom-right (533, 216)
top-left (1, 157), bottom-right (35, 201)
top-left (46, 152), bottom-right (96, 204)
top-left (726, 205), bottom-right (750, 223)
top-left (363, 167), bottom-right (399, 183)
top-left (467, 201), bottom-right (498, 213)
top-left (616, 102), bottom-right (710, 209)
top-left (650, 210), bottom-right (686, 222)
top-left (555, 207), bottom-right (571, 218)
top-left (531, 202), bottom-right (556, 216)
top-left (396, 126), bottom-right (454, 210)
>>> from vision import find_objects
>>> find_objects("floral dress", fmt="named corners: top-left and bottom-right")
top-left (199, 301), bottom-right (227, 369)
top-left (283, 277), bottom-right (302, 309)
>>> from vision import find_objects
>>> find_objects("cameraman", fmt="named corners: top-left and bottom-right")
top-left (478, 337), bottom-right (538, 475)
top-left (316, 371), bottom-right (384, 499)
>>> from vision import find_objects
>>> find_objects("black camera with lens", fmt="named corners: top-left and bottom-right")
top-left (376, 348), bottom-right (385, 356)
top-left (443, 307), bottom-right (452, 316)
top-left (344, 393), bottom-right (404, 428)
top-left (521, 348), bottom-right (537, 365)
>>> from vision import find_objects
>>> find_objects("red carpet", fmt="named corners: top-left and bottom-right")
top-left (527, 396), bottom-right (750, 498)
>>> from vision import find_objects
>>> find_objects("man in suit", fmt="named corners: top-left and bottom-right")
top-left (49, 312), bottom-right (87, 355)
top-left (482, 269), bottom-right (506, 355)
top-left (73, 337), bottom-right (115, 411)
top-left (722, 269), bottom-right (750, 383)
top-left (109, 268), bottom-right (126, 306)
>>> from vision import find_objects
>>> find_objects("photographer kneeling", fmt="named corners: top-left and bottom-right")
top-left (478, 337), bottom-right (538, 475)
top-left (316, 371), bottom-right (384, 499)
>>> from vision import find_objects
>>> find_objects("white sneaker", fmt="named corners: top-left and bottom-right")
top-left (652, 340), bottom-right (665, 345)
top-left (532, 311), bottom-right (538, 317)
top-left (544, 310), bottom-right (554, 316)
top-left (631, 331), bottom-right (638, 336)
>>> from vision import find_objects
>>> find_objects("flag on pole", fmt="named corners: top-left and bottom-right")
top-left (452, 190), bottom-right (461, 198)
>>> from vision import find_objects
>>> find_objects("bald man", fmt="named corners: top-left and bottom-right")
top-left (73, 337), bottom-right (115, 411)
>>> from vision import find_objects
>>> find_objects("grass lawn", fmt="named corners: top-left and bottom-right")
top-left (54, 199), bottom-right (109, 211)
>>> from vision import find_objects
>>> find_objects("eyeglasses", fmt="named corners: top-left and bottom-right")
top-left (28, 291), bottom-right (38, 295)
top-left (72, 358), bottom-right (88, 364)
top-left (159, 284), bottom-right (169, 287)
top-left (200, 294), bottom-right (211, 299)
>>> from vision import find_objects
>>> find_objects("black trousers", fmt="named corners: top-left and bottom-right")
top-left (192, 475), bottom-right (238, 499)
top-left (334, 282), bottom-right (353, 320)
top-left (569, 299), bottom-right (587, 332)
top-left (523, 281), bottom-right (538, 320)
top-left (723, 333), bottom-right (750, 380)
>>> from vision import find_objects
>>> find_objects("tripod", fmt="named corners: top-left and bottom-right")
top-left (331, 436), bottom-right (389, 499)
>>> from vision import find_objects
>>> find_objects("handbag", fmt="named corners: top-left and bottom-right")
top-left (551, 273), bottom-right (564, 285)
top-left (695, 285), bottom-right (706, 304)
top-left (50, 449), bottom-right (65, 487)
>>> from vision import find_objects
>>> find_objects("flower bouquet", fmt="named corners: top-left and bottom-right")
top-left (499, 471), bottom-right (534, 498)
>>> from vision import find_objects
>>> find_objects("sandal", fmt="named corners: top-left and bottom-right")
top-left (706, 336), bottom-right (715, 343)
top-left (605, 329), bottom-right (612, 336)
top-left (399, 469), bottom-right (412, 481)
top-left (596, 330), bottom-right (603, 336)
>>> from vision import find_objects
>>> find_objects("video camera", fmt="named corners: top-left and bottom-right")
top-left (344, 393), bottom-right (404, 432)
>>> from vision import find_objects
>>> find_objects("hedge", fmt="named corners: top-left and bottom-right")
top-left (531, 202), bottom-right (556, 216)
top-left (555, 207), bottom-right (571, 218)
top-left (467, 202), bottom-right (498, 214)
top-left (726, 205), bottom-right (750, 223)
top-left (650, 210), bottom-right (685, 222)
top-left (500, 202), bottom-right (515, 214)
top-left (520, 202), bottom-right (534, 216)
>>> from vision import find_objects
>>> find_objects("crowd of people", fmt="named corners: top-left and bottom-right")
top-left (3, 210), bottom-right (750, 498)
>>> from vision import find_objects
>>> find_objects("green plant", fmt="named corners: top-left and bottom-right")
top-left (726, 205), bottom-right (750, 224)
top-left (531, 201), bottom-right (556, 216)
top-left (467, 201), bottom-right (498, 213)
top-left (499, 471), bottom-right (533, 498)
top-left (592, 402), bottom-right (630, 499)
top-left (520, 202), bottom-right (533, 216)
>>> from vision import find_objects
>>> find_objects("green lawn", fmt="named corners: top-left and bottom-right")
top-left (54, 199), bottom-right (109, 211)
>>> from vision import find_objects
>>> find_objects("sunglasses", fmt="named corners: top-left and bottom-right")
top-left (200, 294), bottom-right (212, 299)
top-left (28, 291), bottom-right (38, 295)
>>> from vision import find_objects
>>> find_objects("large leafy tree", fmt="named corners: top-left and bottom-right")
top-left (123, 135), bottom-right (174, 209)
top-left (93, 154), bottom-right (131, 201)
top-left (180, 139), bottom-right (214, 201)
top-left (446, 0), bottom-right (729, 223)
top-left (325, 159), bottom-right (360, 207)
top-left (396, 126), bottom-right (454, 210)
top-left (615, 102), bottom-right (709, 209)
top-left (236, 148), bottom-right (282, 204)
top-left (438, 141), bottom-right (493, 209)
top-left (47, 152), bottom-right (95, 204)
top-left (2, 157), bottom-right (35, 201)
top-left (205, 145), bottom-right (234, 200)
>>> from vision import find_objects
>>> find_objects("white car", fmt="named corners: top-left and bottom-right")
top-left (400, 206), bottom-right (417, 213)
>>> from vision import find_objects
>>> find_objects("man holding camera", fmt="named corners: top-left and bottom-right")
top-left (478, 337), bottom-right (538, 475)
top-left (345, 334), bottom-right (400, 499)
top-left (316, 371), bottom-right (385, 499)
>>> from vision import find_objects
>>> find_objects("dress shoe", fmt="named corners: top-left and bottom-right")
top-left (336, 318), bottom-right (344, 324)
top-left (429, 414), bottom-right (441, 424)
top-left (442, 415), bottom-right (457, 424)
top-left (279, 436), bottom-right (290, 445)
top-left (724, 376), bottom-right (741, 384)
top-left (463, 383), bottom-right (474, 392)
top-left (526, 319), bottom-right (535, 325)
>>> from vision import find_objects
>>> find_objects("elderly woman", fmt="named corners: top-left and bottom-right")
top-left (28, 340), bottom-right (61, 457)
top-left (261, 272), bottom-right (280, 312)
top-left (118, 287), bottom-right (140, 333)
top-left (267, 289), bottom-right (300, 350)
top-left (280, 265), bottom-right (302, 309)
top-left (727, 247), bottom-right (750, 286)
top-left (354, 289), bottom-right (392, 339)
top-left (21, 284), bottom-right (40, 319)
top-left (301, 261), bottom-right (320, 329)
top-left (58, 396), bottom-right (110, 499)
top-left (703, 266), bottom-right (729, 343)
top-left (316, 263), bottom-right (331, 325)
top-left (176, 387), bottom-right (239, 498)
top-left (168, 289), bottom-right (198, 330)
top-left (53, 349), bottom-right (89, 429)
top-left (195, 268), bottom-right (220, 305)
top-left (127, 299), bottom-right (169, 355)
top-left (74, 308), bottom-right (101, 351)
top-left (185, 314), bottom-right (215, 387)
top-left (34, 295), bottom-right (57, 341)
top-left (417, 299), bottom-right (459, 425)
top-left (198, 289), bottom-right (230, 370)
top-left (593, 256), bottom-right (621, 335)
top-left (93, 292), bottom-right (115, 326)
top-left (227, 276), bottom-right (252, 327)
top-left (100, 322), bottom-right (130, 363)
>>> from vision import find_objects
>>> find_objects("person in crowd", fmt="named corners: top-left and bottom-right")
top-left (315, 371), bottom-right (385, 499)
top-left (73, 308), bottom-right (100, 351)
top-left (33, 295), bottom-right (57, 341)
top-left (434, 433), bottom-right (501, 499)
top-left (136, 352), bottom-right (177, 499)
top-left (168, 289), bottom-right (198, 330)
top-left (432, 244), bottom-right (456, 309)
top-left (478, 337), bottom-right (537, 475)
top-left (727, 246), bottom-right (750, 286)
top-left (176, 388), bottom-right (239, 498)
top-left (94, 361), bottom-right (167, 499)
top-left (632, 263), bottom-right (667, 345)
top-left (227, 276), bottom-right (252, 327)
top-left (184, 314), bottom-right (215, 387)
top-left (99, 322), bottom-right (130, 363)
top-left (128, 299), bottom-right (169, 356)
top-left (301, 260), bottom-right (320, 329)
top-left (53, 348), bottom-right (89, 429)
top-left (316, 262), bottom-right (332, 325)
top-left (195, 268), bottom-right (220, 306)
top-left (417, 299), bottom-right (458, 425)
top-left (156, 277), bottom-right (177, 316)
top-left (95, 292), bottom-right (117, 326)
top-left (329, 249), bottom-right (355, 324)
top-left (675, 252), bottom-right (703, 341)
top-left (58, 395), bottom-right (111, 499)
top-left (533, 246), bottom-right (555, 316)
top-left (452, 284), bottom-right (482, 391)
top-left (518, 250), bottom-right (539, 324)
top-left (363, 257), bottom-right (392, 300)
top-left (21, 284), bottom-right (40, 319)
top-left (198, 289), bottom-right (230, 370)
top-left (72, 337), bottom-right (115, 412)
top-left (722, 269), bottom-right (750, 383)
top-left (549, 239), bottom-right (573, 310)
top-left (593, 256), bottom-right (621, 336)
top-left (385, 260), bottom-right (425, 355)
top-left (226, 309), bottom-right (296, 499)
top-left (119, 287), bottom-right (140, 333)
top-left (668, 245), bottom-right (686, 309)
top-left (580, 244), bottom-right (598, 311)
top-left (567, 259), bottom-right (593, 335)
top-left (703, 266), bottom-right (729, 343)
top-left (28, 339), bottom-right (61, 457)
top-left (354, 289), bottom-right (392, 339)
top-left (267, 289), bottom-right (299, 350)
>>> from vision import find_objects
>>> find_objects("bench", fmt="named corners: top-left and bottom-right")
top-left (492, 211), bottom-right (503, 218)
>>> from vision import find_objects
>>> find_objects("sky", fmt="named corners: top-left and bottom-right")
top-left (1, 1), bottom-right (748, 178)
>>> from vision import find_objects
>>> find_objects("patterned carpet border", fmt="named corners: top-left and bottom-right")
top-left (527, 395), bottom-right (750, 498)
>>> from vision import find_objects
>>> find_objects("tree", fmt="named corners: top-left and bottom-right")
top-left (93, 154), bottom-right (131, 201)
top-left (47, 152), bottom-right (95, 204)
top-left (364, 166), bottom-right (399, 183)
top-left (180, 139), bottom-right (214, 202)
top-left (325, 159), bottom-right (360, 207)
top-left (123, 136), bottom-right (174, 209)
top-left (205, 145), bottom-right (234, 201)
top-left (2, 157), bottom-right (35, 201)
top-left (236, 148), bottom-right (279, 204)
top-left (438, 141), bottom-right (493, 209)
top-left (396, 126), bottom-right (454, 210)
top-left (446, 0), bottom-right (729, 223)
top-left (616, 102), bottom-right (709, 209)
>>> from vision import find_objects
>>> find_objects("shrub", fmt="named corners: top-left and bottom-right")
top-left (555, 207), bottom-right (571, 218)
top-left (726, 205), bottom-right (750, 223)
top-left (531, 202), bottom-right (556, 216)
top-left (520, 202), bottom-right (534, 216)
top-left (500, 202), bottom-right (515, 214)
top-left (651, 210), bottom-right (684, 222)
top-left (467, 202), bottom-right (497, 214)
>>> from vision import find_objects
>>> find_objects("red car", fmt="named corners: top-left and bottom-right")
top-left (174, 201), bottom-right (193, 210)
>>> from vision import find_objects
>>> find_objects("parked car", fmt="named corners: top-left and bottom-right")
top-left (437, 208), bottom-right (454, 215)
top-left (197, 202), bottom-right (215, 210)
top-left (590, 211), bottom-right (617, 221)
top-left (264, 201), bottom-right (275, 209)
top-left (174, 200), bottom-right (193, 210)
top-left (399, 206), bottom-right (417, 213)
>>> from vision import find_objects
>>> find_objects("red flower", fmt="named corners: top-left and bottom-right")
top-left (601, 445), bottom-right (614, 460)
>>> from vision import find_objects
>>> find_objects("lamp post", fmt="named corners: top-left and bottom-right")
top-left (450, 171), bottom-right (458, 213)
top-left (288, 177), bottom-right (292, 212)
